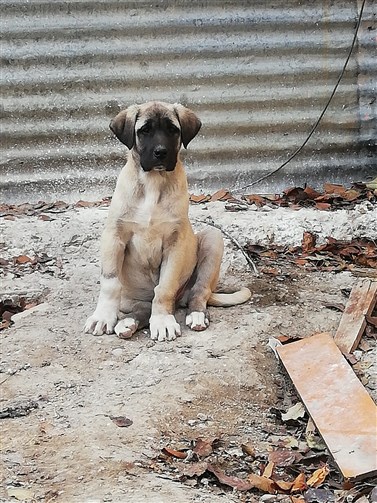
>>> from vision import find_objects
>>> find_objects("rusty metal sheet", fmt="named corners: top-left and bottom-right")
top-left (277, 332), bottom-right (377, 480)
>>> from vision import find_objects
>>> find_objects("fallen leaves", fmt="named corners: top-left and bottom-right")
top-left (246, 234), bottom-right (377, 273)
top-left (150, 429), bottom-right (336, 500)
top-left (188, 182), bottom-right (376, 211)
top-left (0, 198), bottom-right (111, 219)
top-left (0, 295), bottom-right (43, 330)
top-left (1, 252), bottom-right (65, 279)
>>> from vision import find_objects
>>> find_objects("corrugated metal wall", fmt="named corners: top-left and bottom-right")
top-left (1, 0), bottom-right (376, 203)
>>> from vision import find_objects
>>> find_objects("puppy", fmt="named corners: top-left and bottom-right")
top-left (85, 101), bottom-right (251, 341)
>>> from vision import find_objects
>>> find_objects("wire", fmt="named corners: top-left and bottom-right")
top-left (237, 0), bottom-right (367, 192)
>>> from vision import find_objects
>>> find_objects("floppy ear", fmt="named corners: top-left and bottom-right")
top-left (174, 104), bottom-right (202, 148)
top-left (109, 105), bottom-right (139, 149)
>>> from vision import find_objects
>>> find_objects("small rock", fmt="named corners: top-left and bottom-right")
top-left (197, 413), bottom-right (208, 421)
top-left (260, 495), bottom-right (276, 502)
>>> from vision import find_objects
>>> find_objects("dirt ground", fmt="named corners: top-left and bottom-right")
top-left (1, 200), bottom-right (376, 503)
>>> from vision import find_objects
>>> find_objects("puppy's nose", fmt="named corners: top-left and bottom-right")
top-left (154, 146), bottom-right (168, 160)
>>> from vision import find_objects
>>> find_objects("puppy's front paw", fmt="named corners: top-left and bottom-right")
top-left (84, 310), bottom-right (118, 336)
top-left (115, 318), bottom-right (139, 339)
top-left (186, 311), bottom-right (209, 331)
top-left (149, 314), bottom-right (181, 342)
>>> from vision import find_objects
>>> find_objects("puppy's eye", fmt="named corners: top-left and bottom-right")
top-left (139, 125), bottom-right (151, 135)
top-left (168, 125), bottom-right (179, 134)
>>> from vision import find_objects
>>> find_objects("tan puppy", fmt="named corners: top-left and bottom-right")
top-left (85, 101), bottom-right (251, 341)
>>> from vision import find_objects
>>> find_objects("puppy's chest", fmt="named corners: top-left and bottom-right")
top-left (133, 191), bottom-right (177, 232)
top-left (124, 193), bottom-right (179, 267)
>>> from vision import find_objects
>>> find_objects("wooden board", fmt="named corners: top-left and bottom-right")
top-left (334, 279), bottom-right (377, 354)
top-left (277, 332), bottom-right (377, 480)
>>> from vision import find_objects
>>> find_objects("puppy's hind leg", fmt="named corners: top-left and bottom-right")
top-left (115, 299), bottom-right (152, 339)
top-left (186, 227), bottom-right (224, 331)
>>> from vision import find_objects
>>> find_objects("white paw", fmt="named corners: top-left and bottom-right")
top-left (186, 311), bottom-right (209, 331)
top-left (115, 318), bottom-right (138, 339)
top-left (84, 309), bottom-right (117, 336)
top-left (149, 314), bottom-right (181, 342)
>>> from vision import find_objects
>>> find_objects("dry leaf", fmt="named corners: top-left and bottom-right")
top-left (282, 436), bottom-right (299, 449)
top-left (262, 461), bottom-right (274, 478)
top-left (366, 315), bottom-right (377, 328)
top-left (179, 461), bottom-right (208, 477)
top-left (207, 464), bottom-right (253, 491)
top-left (210, 189), bottom-right (231, 201)
top-left (302, 232), bottom-right (316, 253)
top-left (261, 266), bottom-right (279, 276)
top-left (275, 335), bottom-right (291, 343)
top-left (304, 186), bottom-right (322, 200)
top-left (291, 472), bottom-right (307, 492)
top-left (366, 177), bottom-right (377, 190)
top-left (110, 415), bottom-right (133, 428)
top-left (284, 187), bottom-right (307, 202)
top-left (324, 183), bottom-right (346, 195)
top-left (161, 447), bottom-right (187, 459)
top-left (0, 319), bottom-right (12, 330)
top-left (306, 464), bottom-right (330, 488)
top-left (193, 437), bottom-right (215, 458)
top-left (246, 473), bottom-right (277, 494)
top-left (190, 194), bottom-right (210, 203)
top-left (315, 202), bottom-right (331, 211)
top-left (268, 449), bottom-right (296, 467)
top-left (75, 200), bottom-right (96, 208)
top-left (281, 402), bottom-right (306, 421)
top-left (275, 479), bottom-right (294, 491)
top-left (15, 255), bottom-right (32, 264)
top-left (343, 189), bottom-right (360, 201)
top-left (241, 443), bottom-right (256, 457)
top-left (245, 194), bottom-right (266, 207)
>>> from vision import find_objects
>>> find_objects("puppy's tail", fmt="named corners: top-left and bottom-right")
top-left (208, 287), bottom-right (251, 307)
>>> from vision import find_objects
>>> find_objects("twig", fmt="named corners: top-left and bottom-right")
top-left (194, 218), bottom-right (258, 275)
top-left (0, 375), bottom-right (12, 386)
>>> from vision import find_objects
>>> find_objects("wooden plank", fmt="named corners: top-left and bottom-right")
top-left (277, 333), bottom-right (377, 481)
top-left (334, 279), bottom-right (377, 354)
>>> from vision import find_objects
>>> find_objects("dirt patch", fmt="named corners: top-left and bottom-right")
top-left (0, 202), bottom-right (376, 502)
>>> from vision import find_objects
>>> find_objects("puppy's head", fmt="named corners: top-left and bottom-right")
top-left (110, 101), bottom-right (201, 172)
